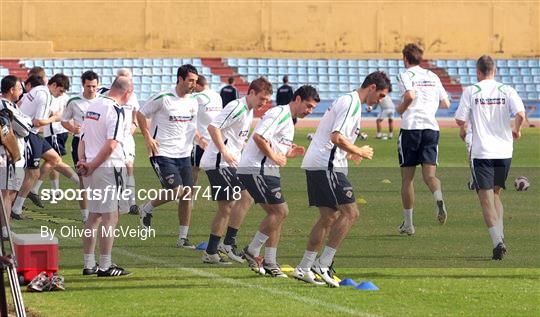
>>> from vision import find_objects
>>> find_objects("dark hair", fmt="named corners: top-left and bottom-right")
top-left (177, 64), bottom-right (198, 82)
top-left (402, 43), bottom-right (423, 65)
top-left (81, 70), bottom-right (99, 85)
top-left (361, 71), bottom-right (392, 92)
top-left (248, 77), bottom-right (273, 95)
top-left (293, 85), bottom-right (320, 103)
top-left (196, 74), bottom-right (207, 86)
top-left (228, 76), bottom-right (235, 85)
top-left (48, 73), bottom-right (70, 90)
top-left (25, 74), bottom-right (45, 88)
top-left (27, 66), bottom-right (46, 80)
top-left (1, 75), bottom-right (20, 94)
top-left (476, 55), bottom-right (495, 75)
top-left (283, 75), bottom-right (289, 84)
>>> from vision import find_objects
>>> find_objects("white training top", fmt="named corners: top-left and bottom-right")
top-left (1, 98), bottom-right (31, 167)
top-left (44, 93), bottom-right (69, 137)
top-left (200, 97), bottom-right (253, 170)
top-left (81, 96), bottom-right (125, 167)
top-left (194, 89), bottom-right (222, 144)
top-left (62, 94), bottom-right (98, 137)
top-left (238, 105), bottom-right (294, 177)
top-left (302, 91), bottom-right (362, 174)
top-left (19, 85), bottom-right (52, 133)
top-left (139, 89), bottom-right (198, 158)
top-left (397, 65), bottom-right (448, 131)
top-left (455, 79), bottom-right (525, 159)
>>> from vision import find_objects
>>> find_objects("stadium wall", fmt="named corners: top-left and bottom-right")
top-left (1, 1), bottom-right (539, 59)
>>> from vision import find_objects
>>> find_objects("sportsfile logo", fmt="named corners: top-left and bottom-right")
top-left (85, 111), bottom-right (101, 121)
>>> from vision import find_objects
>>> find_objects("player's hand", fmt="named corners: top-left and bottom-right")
top-left (512, 129), bottom-right (521, 140)
top-left (73, 125), bottom-right (82, 135)
top-left (286, 144), bottom-right (305, 158)
top-left (272, 152), bottom-right (287, 167)
top-left (222, 150), bottom-right (238, 168)
top-left (198, 138), bottom-right (208, 150)
top-left (145, 137), bottom-right (160, 155)
top-left (76, 160), bottom-right (88, 176)
top-left (459, 127), bottom-right (466, 141)
top-left (347, 153), bottom-right (363, 165)
top-left (358, 145), bottom-right (374, 160)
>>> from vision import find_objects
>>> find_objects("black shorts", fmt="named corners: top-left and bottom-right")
top-left (205, 168), bottom-right (246, 201)
top-left (306, 170), bottom-right (355, 210)
top-left (150, 156), bottom-right (193, 189)
top-left (71, 136), bottom-right (80, 166)
top-left (24, 133), bottom-right (53, 169)
top-left (238, 174), bottom-right (284, 205)
top-left (190, 145), bottom-right (205, 167)
top-left (471, 158), bottom-right (511, 190)
top-left (398, 129), bottom-right (439, 167)
top-left (45, 132), bottom-right (68, 156)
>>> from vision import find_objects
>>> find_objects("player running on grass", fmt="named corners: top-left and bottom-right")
top-left (292, 72), bottom-right (390, 287)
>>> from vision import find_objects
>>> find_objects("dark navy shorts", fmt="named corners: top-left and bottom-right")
top-left (398, 129), bottom-right (440, 167)
top-left (150, 156), bottom-right (193, 189)
top-left (24, 133), bottom-right (53, 169)
top-left (190, 145), bottom-right (205, 167)
top-left (205, 168), bottom-right (246, 201)
top-left (45, 132), bottom-right (68, 156)
top-left (238, 174), bottom-right (284, 205)
top-left (306, 170), bottom-right (355, 210)
top-left (471, 158), bottom-right (511, 190)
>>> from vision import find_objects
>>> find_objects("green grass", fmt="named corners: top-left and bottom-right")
top-left (6, 127), bottom-right (540, 316)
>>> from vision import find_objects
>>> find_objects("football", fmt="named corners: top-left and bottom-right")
top-left (307, 133), bottom-right (315, 141)
top-left (514, 176), bottom-right (530, 191)
top-left (359, 132), bottom-right (368, 140)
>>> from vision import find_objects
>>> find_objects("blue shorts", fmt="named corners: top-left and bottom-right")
top-left (471, 158), bottom-right (511, 190)
top-left (398, 129), bottom-right (439, 167)
top-left (24, 133), bottom-right (53, 169)
top-left (205, 168), bottom-right (245, 201)
top-left (238, 174), bottom-right (284, 205)
top-left (150, 156), bottom-right (193, 189)
top-left (45, 132), bottom-right (68, 156)
top-left (306, 170), bottom-right (355, 210)
top-left (190, 145), bottom-right (205, 167)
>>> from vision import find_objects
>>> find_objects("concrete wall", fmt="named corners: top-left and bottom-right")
top-left (1, 0), bottom-right (538, 58)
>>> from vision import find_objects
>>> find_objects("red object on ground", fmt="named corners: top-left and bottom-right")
top-left (12, 233), bottom-right (59, 282)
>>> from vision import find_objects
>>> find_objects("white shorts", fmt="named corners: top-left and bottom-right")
top-left (83, 166), bottom-right (129, 214)
top-left (377, 109), bottom-right (395, 120)
top-left (124, 136), bottom-right (136, 163)
top-left (0, 151), bottom-right (24, 191)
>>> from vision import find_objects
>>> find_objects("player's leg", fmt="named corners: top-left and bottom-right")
top-left (82, 212), bottom-right (101, 275)
top-left (376, 118), bottom-right (383, 139)
top-left (175, 158), bottom-right (196, 248)
top-left (388, 117), bottom-right (394, 139)
top-left (493, 158), bottom-right (511, 241)
top-left (421, 163), bottom-right (447, 224)
top-left (126, 160), bottom-right (138, 214)
top-left (97, 211), bottom-right (129, 276)
top-left (399, 166), bottom-right (416, 234)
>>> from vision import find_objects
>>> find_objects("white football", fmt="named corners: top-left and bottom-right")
top-left (514, 176), bottom-right (530, 191)
top-left (359, 132), bottom-right (368, 141)
top-left (307, 133), bottom-right (315, 141)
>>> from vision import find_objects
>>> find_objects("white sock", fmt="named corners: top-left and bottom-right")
top-left (497, 215), bottom-right (504, 240)
top-left (299, 250), bottom-right (318, 270)
top-left (433, 189), bottom-right (443, 201)
top-left (99, 254), bottom-right (112, 270)
top-left (12, 196), bottom-right (25, 214)
top-left (81, 209), bottom-right (89, 223)
top-left (247, 231), bottom-right (269, 257)
top-left (389, 132), bottom-right (393, 138)
top-left (264, 247), bottom-right (277, 265)
top-left (31, 180), bottom-right (43, 194)
top-left (376, 132), bottom-right (382, 138)
top-left (318, 246), bottom-right (337, 267)
top-left (142, 201), bottom-right (154, 214)
top-left (51, 179), bottom-right (59, 191)
top-left (127, 175), bottom-right (136, 205)
top-left (488, 226), bottom-right (503, 248)
top-left (70, 174), bottom-right (80, 185)
top-left (403, 209), bottom-right (413, 227)
top-left (179, 226), bottom-right (189, 239)
top-left (84, 253), bottom-right (95, 269)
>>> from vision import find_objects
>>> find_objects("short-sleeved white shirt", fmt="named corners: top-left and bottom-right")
top-left (81, 96), bottom-right (125, 167)
top-left (302, 91), bottom-right (362, 174)
top-left (44, 93), bottom-right (69, 137)
top-left (455, 79), bottom-right (525, 159)
top-left (238, 105), bottom-right (294, 177)
top-left (194, 89), bottom-right (222, 144)
top-left (139, 90), bottom-right (198, 158)
top-left (62, 94), bottom-right (98, 137)
top-left (19, 85), bottom-right (52, 133)
top-left (397, 65), bottom-right (448, 131)
top-left (1, 98), bottom-right (30, 167)
top-left (200, 97), bottom-right (253, 170)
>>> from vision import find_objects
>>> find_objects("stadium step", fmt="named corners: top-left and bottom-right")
top-left (423, 60), bottom-right (463, 100)
top-left (201, 57), bottom-right (250, 94)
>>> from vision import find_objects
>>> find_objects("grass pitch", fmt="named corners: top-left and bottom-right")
top-left (6, 127), bottom-right (540, 317)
